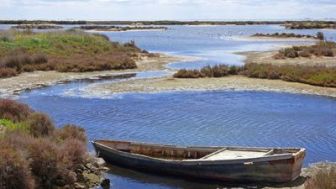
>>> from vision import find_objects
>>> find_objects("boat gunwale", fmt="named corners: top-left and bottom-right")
top-left (93, 140), bottom-right (305, 164)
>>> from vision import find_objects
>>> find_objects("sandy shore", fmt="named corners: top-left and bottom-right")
top-left (83, 75), bottom-right (336, 98)
top-left (0, 54), bottom-right (190, 97)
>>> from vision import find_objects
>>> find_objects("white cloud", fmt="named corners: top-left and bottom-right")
top-left (0, 0), bottom-right (335, 20)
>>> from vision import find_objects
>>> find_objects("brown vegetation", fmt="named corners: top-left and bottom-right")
top-left (252, 32), bottom-right (316, 39)
top-left (0, 99), bottom-right (103, 188)
top-left (305, 162), bottom-right (336, 189)
top-left (173, 65), bottom-right (241, 78)
top-left (274, 41), bottom-right (336, 59)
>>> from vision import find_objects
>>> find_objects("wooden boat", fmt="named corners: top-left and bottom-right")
top-left (92, 140), bottom-right (305, 183)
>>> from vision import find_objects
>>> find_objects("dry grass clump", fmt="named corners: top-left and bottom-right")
top-left (274, 41), bottom-right (336, 59)
top-left (243, 63), bottom-right (336, 87)
top-left (305, 162), bottom-right (336, 189)
top-left (0, 99), bottom-right (100, 188)
top-left (174, 65), bottom-right (241, 78)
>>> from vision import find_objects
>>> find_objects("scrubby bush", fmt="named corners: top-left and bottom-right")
top-left (0, 99), bottom-right (33, 122)
top-left (0, 144), bottom-right (35, 189)
top-left (0, 100), bottom-right (98, 188)
top-left (27, 112), bottom-right (55, 137)
top-left (54, 124), bottom-right (87, 143)
top-left (173, 69), bottom-right (205, 78)
top-left (61, 139), bottom-right (88, 169)
top-left (174, 65), bottom-right (242, 78)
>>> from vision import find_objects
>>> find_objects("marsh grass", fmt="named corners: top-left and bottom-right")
top-left (243, 63), bottom-right (336, 87)
top-left (0, 30), bottom-right (143, 78)
top-left (174, 63), bottom-right (336, 88)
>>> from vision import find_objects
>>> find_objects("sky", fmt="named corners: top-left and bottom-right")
top-left (0, 0), bottom-right (336, 21)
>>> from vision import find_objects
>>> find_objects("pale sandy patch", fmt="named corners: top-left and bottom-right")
top-left (83, 76), bottom-right (336, 98)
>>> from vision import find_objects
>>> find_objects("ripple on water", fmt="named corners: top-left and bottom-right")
top-left (20, 90), bottom-right (336, 166)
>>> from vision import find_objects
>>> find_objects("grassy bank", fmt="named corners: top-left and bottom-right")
top-left (174, 63), bottom-right (336, 88)
top-left (0, 30), bottom-right (146, 78)
top-left (0, 99), bottom-right (105, 188)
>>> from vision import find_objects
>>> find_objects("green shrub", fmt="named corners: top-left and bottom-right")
top-left (0, 119), bottom-right (28, 133)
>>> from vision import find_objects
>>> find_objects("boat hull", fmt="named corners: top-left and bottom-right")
top-left (93, 141), bottom-right (305, 183)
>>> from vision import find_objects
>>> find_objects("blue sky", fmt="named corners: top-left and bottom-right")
top-left (0, 0), bottom-right (336, 20)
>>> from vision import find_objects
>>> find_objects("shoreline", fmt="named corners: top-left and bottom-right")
top-left (82, 76), bottom-right (336, 98)
top-left (1, 36), bottom-right (335, 99)
top-left (0, 54), bottom-right (190, 97)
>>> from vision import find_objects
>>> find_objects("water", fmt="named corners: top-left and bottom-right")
top-left (19, 90), bottom-right (336, 188)
top-left (2, 24), bottom-right (336, 188)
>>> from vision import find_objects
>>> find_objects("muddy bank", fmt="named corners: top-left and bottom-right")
top-left (0, 54), bottom-right (189, 97)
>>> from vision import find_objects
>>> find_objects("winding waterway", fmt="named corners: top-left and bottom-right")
top-left (5, 24), bottom-right (336, 188)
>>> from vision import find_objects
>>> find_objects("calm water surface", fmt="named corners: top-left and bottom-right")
top-left (4, 24), bottom-right (336, 188)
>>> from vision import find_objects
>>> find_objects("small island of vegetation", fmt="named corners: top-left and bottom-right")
top-left (11, 24), bottom-right (63, 30)
top-left (283, 21), bottom-right (336, 29)
top-left (0, 29), bottom-right (150, 78)
top-left (78, 25), bottom-right (168, 31)
top-left (251, 32), bottom-right (318, 39)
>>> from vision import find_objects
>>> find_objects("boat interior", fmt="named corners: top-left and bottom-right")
top-left (96, 140), bottom-right (300, 160)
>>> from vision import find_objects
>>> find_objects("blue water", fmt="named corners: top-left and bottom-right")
top-left (3, 24), bottom-right (336, 188)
